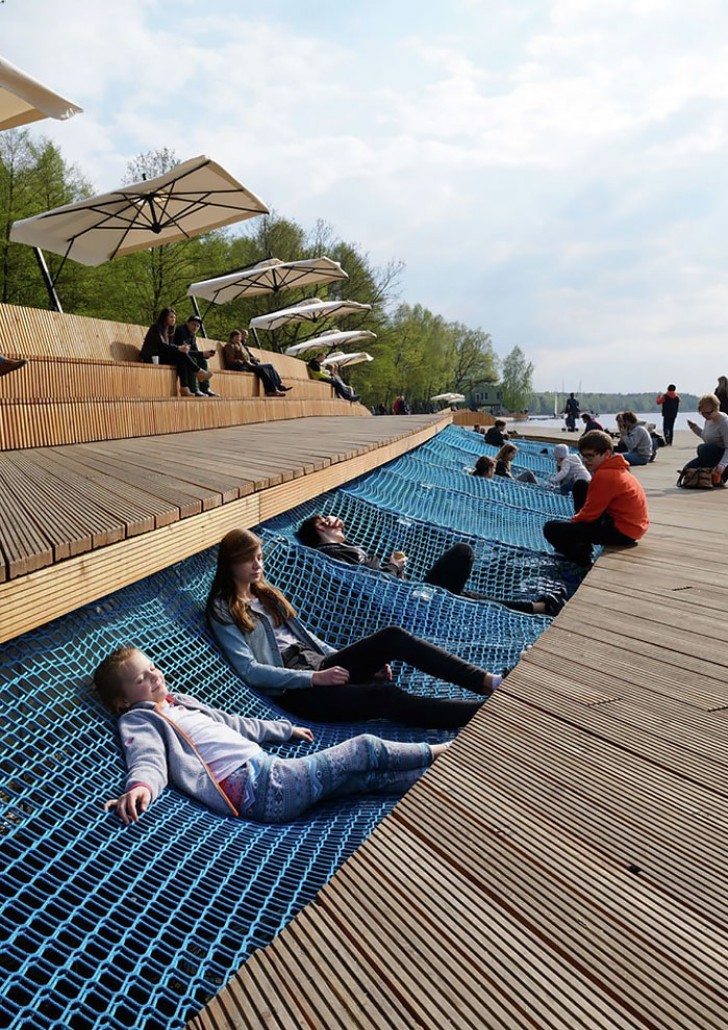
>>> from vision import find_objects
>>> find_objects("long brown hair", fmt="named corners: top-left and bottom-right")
top-left (206, 528), bottom-right (296, 633)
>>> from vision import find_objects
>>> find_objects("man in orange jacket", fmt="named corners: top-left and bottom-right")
top-left (543, 430), bottom-right (650, 567)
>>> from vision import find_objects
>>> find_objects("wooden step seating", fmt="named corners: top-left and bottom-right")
top-left (0, 303), bottom-right (362, 450)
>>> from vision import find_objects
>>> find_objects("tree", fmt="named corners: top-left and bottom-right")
top-left (500, 346), bottom-right (534, 411)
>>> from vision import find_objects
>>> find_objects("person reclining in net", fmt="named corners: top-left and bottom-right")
top-left (95, 646), bottom-right (450, 826)
top-left (207, 528), bottom-right (511, 730)
top-left (296, 514), bottom-right (565, 617)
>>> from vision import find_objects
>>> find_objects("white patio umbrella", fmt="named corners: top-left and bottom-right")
top-left (187, 256), bottom-right (348, 306)
top-left (285, 329), bottom-right (377, 357)
top-left (321, 351), bottom-right (373, 368)
top-left (10, 155), bottom-right (268, 265)
top-left (431, 392), bottom-right (466, 404)
top-left (249, 297), bottom-right (371, 332)
top-left (0, 55), bottom-right (83, 131)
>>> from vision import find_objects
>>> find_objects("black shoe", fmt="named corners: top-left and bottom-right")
top-left (541, 592), bottom-right (566, 617)
top-left (279, 385), bottom-right (293, 391)
top-left (0, 356), bottom-right (28, 378)
top-left (349, 394), bottom-right (361, 403)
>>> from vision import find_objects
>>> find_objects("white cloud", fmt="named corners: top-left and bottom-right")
top-left (3, 0), bottom-right (728, 392)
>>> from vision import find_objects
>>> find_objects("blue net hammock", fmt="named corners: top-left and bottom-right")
top-left (1, 426), bottom-right (576, 1030)
top-left (261, 489), bottom-right (580, 601)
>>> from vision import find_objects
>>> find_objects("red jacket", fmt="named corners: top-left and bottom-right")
top-left (572, 454), bottom-right (649, 540)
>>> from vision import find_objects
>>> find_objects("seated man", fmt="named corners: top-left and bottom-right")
top-left (223, 329), bottom-right (291, 396)
top-left (307, 351), bottom-right (359, 402)
top-left (0, 354), bottom-right (28, 378)
top-left (173, 314), bottom-right (217, 396)
top-left (616, 411), bottom-right (653, 466)
top-left (297, 514), bottom-right (565, 616)
top-left (543, 430), bottom-right (649, 568)
top-left (485, 420), bottom-right (509, 446)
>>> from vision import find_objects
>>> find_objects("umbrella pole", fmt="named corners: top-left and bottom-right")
top-left (190, 296), bottom-right (207, 338)
top-left (34, 247), bottom-right (63, 313)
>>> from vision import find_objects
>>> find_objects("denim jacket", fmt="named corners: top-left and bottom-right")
top-left (208, 597), bottom-right (336, 696)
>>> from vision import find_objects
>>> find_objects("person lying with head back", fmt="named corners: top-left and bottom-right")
top-left (296, 514), bottom-right (565, 617)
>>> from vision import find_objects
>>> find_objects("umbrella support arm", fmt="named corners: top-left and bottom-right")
top-left (34, 247), bottom-right (63, 313)
top-left (190, 296), bottom-right (207, 338)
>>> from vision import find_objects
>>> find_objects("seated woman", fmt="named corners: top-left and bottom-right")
top-left (223, 329), bottom-right (291, 396)
top-left (685, 393), bottom-right (728, 482)
top-left (296, 514), bottom-right (565, 617)
top-left (494, 443), bottom-right (538, 483)
top-left (95, 645), bottom-right (450, 826)
top-left (615, 411), bottom-right (652, 466)
top-left (139, 307), bottom-right (201, 397)
top-left (307, 351), bottom-right (360, 402)
top-left (206, 529), bottom-right (506, 730)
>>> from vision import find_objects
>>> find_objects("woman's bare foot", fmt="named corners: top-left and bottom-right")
top-left (431, 741), bottom-right (452, 759)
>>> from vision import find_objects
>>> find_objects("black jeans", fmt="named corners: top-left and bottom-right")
top-left (684, 443), bottom-right (725, 472)
top-left (543, 514), bottom-right (636, 566)
top-left (425, 542), bottom-right (539, 614)
top-left (228, 360), bottom-right (281, 394)
top-left (663, 417), bottom-right (676, 446)
top-left (154, 343), bottom-right (199, 391)
top-left (278, 626), bottom-right (488, 729)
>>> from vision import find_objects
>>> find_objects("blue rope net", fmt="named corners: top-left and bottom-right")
top-left (1, 424), bottom-right (577, 1030)
top-left (262, 489), bottom-right (578, 601)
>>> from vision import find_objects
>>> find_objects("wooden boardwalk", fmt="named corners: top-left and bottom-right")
top-left (0, 413), bottom-right (447, 643)
top-left (189, 430), bottom-right (728, 1030)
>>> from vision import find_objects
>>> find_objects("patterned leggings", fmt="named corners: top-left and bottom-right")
top-left (220, 734), bottom-right (433, 824)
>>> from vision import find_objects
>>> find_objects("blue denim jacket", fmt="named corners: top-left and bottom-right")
top-left (208, 598), bottom-right (336, 696)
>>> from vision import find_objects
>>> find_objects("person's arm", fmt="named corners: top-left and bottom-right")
top-left (102, 710), bottom-right (169, 823)
top-left (715, 420), bottom-right (728, 470)
top-left (686, 419), bottom-right (704, 439)
top-left (210, 616), bottom-right (316, 691)
top-left (571, 473), bottom-right (616, 524)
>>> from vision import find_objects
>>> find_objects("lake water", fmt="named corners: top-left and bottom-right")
top-left (527, 411), bottom-right (699, 433)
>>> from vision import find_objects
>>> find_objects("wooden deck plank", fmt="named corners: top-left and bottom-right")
top-left (188, 427), bottom-right (728, 1029)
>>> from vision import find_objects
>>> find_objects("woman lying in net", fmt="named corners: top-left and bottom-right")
top-left (206, 529), bottom-right (508, 730)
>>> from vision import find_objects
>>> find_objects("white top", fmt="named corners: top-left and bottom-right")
top-left (161, 700), bottom-right (261, 781)
top-left (250, 597), bottom-right (300, 651)
top-left (554, 453), bottom-right (591, 486)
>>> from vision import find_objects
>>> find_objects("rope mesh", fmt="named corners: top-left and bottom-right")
top-left (1, 423), bottom-right (577, 1029)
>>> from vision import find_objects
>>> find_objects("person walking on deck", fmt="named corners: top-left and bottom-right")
top-left (656, 385), bottom-right (680, 445)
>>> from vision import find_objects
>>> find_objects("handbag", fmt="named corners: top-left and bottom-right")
top-left (676, 467), bottom-right (714, 489)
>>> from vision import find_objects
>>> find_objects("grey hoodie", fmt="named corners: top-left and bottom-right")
top-left (117, 692), bottom-right (293, 816)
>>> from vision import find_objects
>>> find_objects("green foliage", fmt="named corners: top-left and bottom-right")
top-left (500, 346), bottom-right (534, 411)
top-left (0, 134), bottom-right (532, 410)
top-left (527, 391), bottom-right (700, 415)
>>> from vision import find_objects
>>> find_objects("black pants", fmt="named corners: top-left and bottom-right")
top-left (543, 515), bottom-right (636, 567)
top-left (278, 626), bottom-right (488, 728)
top-left (154, 344), bottom-right (199, 392)
top-left (425, 542), bottom-right (539, 614)
top-left (228, 360), bottom-right (282, 394)
top-left (572, 479), bottom-right (589, 513)
top-left (663, 417), bottom-right (676, 446)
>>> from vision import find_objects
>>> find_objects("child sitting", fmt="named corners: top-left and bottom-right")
top-left (543, 430), bottom-right (650, 568)
top-left (95, 647), bottom-right (449, 826)
top-left (552, 443), bottom-right (591, 511)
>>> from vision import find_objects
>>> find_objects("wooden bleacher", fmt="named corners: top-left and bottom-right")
top-left (0, 303), bottom-right (366, 449)
top-left (0, 303), bottom-right (452, 643)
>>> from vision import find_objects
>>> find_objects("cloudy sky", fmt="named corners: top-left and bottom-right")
top-left (3, 0), bottom-right (728, 393)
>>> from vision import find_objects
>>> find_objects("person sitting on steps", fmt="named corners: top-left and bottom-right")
top-left (222, 329), bottom-right (291, 397)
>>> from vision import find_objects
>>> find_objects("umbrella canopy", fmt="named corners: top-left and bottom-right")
top-left (0, 55), bottom-right (83, 131)
top-left (285, 329), bottom-right (377, 357)
top-left (431, 392), bottom-right (466, 404)
top-left (249, 297), bottom-right (371, 331)
top-left (321, 351), bottom-right (374, 368)
top-left (187, 257), bottom-right (348, 305)
top-left (9, 155), bottom-right (268, 265)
